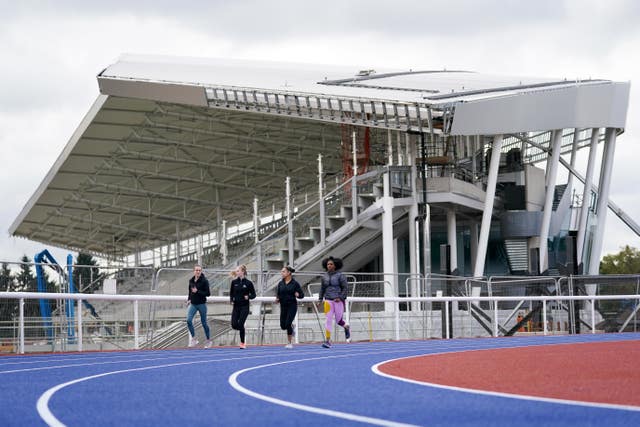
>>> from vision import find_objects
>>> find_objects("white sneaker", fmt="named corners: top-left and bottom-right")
top-left (204, 340), bottom-right (212, 348)
top-left (285, 343), bottom-right (293, 349)
top-left (188, 337), bottom-right (199, 347)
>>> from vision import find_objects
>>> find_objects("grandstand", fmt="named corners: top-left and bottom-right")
top-left (3, 54), bottom-right (637, 352)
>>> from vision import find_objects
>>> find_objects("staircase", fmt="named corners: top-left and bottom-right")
top-left (258, 173), bottom-right (412, 293)
top-left (500, 182), bottom-right (572, 275)
top-left (553, 184), bottom-right (568, 210)
top-left (225, 168), bottom-right (411, 287)
top-left (504, 239), bottom-right (528, 273)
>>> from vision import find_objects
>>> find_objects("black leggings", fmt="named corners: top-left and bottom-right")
top-left (279, 302), bottom-right (298, 336)
top-left (231, 304), bottom-right (250, 343)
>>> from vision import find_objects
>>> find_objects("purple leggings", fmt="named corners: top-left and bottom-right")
top-left (325, 300), bottom-right (346, 332)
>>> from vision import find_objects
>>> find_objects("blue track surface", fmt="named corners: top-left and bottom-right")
top-left (1, 333), bottom-right (639, 426)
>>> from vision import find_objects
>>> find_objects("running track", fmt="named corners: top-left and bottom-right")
top-left (1, 333), bottom-right (639, 426)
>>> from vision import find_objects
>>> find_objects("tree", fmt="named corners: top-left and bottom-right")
top-left (14, 255), bottom-right (42, 319)
top-left (0, 263), bottom-right (18, 337)
top-left (0, 263), bottom-right (14, 292)
top-left (16, 255), bottom-right (36, 292)
top-left (600, 245), bottom-right (640, 274)
top-left (598, 246), bottom-right (640, 315)
top-left (73, 252), bottom-right (102, 293)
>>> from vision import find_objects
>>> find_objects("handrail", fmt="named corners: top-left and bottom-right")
top-left (3, 291), bottom-right (639, 354)
top-left (227, 168), bottom-right (384, 267)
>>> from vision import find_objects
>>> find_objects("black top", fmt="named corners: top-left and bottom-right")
top-left (276, 278), bottom-right (304, 304)
top-left (229, 277), bottom-right (256, 306)
top-left (187, 274), bottom-right (211, 305)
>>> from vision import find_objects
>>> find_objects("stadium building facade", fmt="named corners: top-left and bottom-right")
top-left (9, 54), bottom-right (633, 296)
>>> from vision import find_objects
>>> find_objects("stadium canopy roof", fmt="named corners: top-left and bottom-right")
top-left (9, 54), bottom-right (630, 259)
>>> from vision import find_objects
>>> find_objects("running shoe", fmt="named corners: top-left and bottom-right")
top-left (285, 343), bottom-right (293, 349)
top-left (321, 340), bottom-right (331, 349)
top-left (344, 324), bottom-right (351, 342)
top-left (188, 337), bottom-right (199, 347)
top-left (204, 340), bottom-right (213, 348)
top-left (239, 342), bottom-right (247, 349)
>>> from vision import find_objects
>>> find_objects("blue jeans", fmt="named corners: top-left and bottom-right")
top-left (186, 303), bottom-right (210, 339)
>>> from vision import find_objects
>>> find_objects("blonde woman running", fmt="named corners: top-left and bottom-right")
top-left (229, 265), bottom-right (256, 349)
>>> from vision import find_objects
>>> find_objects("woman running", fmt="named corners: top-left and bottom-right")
top-left (318, 256), bottom-right (351, 348)
top-left (275, 266), bottom-right (304, 349)
top-left (229, 264), bottom-right (256, 349)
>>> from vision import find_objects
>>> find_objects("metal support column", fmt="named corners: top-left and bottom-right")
top-left (286, 177), bottom-right (294, 267)
top-left (221, 220), bottom-right (227, 265)
top-left (577, 128), bottom-right (600, 265)
top-left (351, 131), bottom-right (359, 225)
top-left (473, 135), bottom-right (503, 277)
top-left (318, 154), bottom-right (326, 245)
top-left (382, 168), bottom-right (396, 312)
top-left (588, 128), bottom-right (618, 275)
top-left (408, 134), bottom-right (420, 311)
top-left (77, 299), bottom-right (83, 352)
top-left (447, 208), bottom-right (458, 273)
top-left (539, 129), bottom-right (563, 274)
top-left (470, 221), bottom-right (479, 274)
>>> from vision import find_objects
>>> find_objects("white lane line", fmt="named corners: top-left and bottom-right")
top-left (12, 334), bottom-right (615, 374)
top-left (35, 336), bottom-right (639, 425)
top-left (4, 346), bottom-right (349, 374)
top-left (371, 353), bottom-right (640, 413)
top-left (36, 346), bottom-right (424, 426)
top-left (36, 353), bottom-right (276, 427)
top-left (228, 352), bottom-right (421, 427)
top-left (0, 334), bottom-right (578, 369)
top-left (1, 342), bottom-right (460, 375)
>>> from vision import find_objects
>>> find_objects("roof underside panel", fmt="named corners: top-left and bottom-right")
top-left (11, 95), bottom-right (353, 258)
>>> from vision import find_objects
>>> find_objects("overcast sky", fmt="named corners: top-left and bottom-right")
top-left (1, 0), bottom-right (639, 266)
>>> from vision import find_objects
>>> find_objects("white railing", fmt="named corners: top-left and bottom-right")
top-left (1, 291), bottom-right (639, 354)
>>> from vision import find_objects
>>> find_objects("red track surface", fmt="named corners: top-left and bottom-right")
top-left (378, 340), bottom-right (640, 407)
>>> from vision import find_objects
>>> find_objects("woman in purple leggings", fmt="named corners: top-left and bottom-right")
top-left (318, 256), bottom-right (351, 348)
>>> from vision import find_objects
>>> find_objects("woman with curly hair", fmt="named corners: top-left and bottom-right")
top-left (318, 256), bottom-right (351, 348)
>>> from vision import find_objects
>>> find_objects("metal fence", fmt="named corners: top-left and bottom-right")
top-left (2, 260), bottom-right (639, 354)
top-left (0, 287), bottom-right (638, 354)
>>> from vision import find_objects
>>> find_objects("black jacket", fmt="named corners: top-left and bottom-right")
top-left (188, 274), bottom-right (211, 305)
top-left (276, 278), bottom-right (304, 304)
top-left (230, 277), bottom-right (256, 306)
